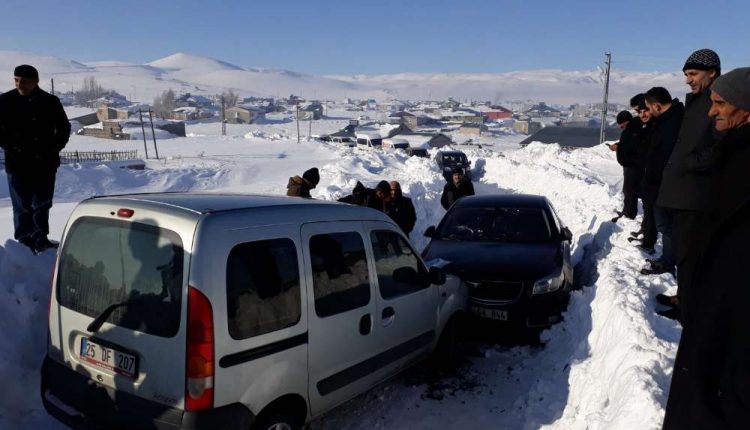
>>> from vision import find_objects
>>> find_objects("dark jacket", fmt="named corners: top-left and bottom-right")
top-left (386, 195), bottom-right (417, 234)
top-left (286, 176), bottom-right (313, 198)
top-left (642, 100), bottom-right (684, 204)
top-left (616, 117), bottom-right (644, 167)
top-left (338, 181), bottom-right (369, 206)
top-left (663, 124), bottom-right (750, 430)
top-left (441, 180), bottom-right (475, 210)
top-left (0, 87), bottom-right (70, 174)
top-left (657, 89), bottom-right (719, 210)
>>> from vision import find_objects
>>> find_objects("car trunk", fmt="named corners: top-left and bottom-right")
top-left (48, 212), bottom-right (192, 410)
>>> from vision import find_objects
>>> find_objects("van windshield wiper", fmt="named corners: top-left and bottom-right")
top-left (87, 298), bottom-right (144, 333)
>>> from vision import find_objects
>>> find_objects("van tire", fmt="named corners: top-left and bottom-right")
top-left (432, 316), bottom-right (459, 370)
top-left (251, 410), bottom-right (302, 430)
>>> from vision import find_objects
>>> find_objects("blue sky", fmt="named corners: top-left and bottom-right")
top-left (1, 0), bottom-right (748, 74)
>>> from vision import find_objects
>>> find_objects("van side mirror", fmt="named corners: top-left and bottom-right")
top-left (561, 227), bottom-right (573, 242)
top-left (424, 226), bottom-right (436, 238)
top-left (429, 267), bottom-right (446, 285)
top-left (393, 267), bottom-right (418, 284)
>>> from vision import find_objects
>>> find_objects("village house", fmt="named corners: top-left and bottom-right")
top-left (458, 123), bottom-right (486, 135)
top-left (297, 102), bottom-right (324, 120)
top-left (225, 105), bottom-right (266, 124)
top-left (524, 102), bottom-right (561, 118)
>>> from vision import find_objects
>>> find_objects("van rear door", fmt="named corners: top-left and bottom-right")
top-left (48, 206), bottom-right (193, 410)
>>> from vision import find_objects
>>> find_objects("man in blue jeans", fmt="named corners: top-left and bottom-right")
top-left (0, 65), bottom-right (70, 254)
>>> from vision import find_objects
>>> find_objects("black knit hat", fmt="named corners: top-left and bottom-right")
top-left (14, 64), bottom-right (39, 80)
top-left (712, 67), bottom-right (750, 111)
top-left (616, 111), bottom-right (633, 125)
top-left (302, 167), bottom-right (320, 185)
top-left (683, 49), bottom-right (721, 74)
top-left (452, 166), bottom-right (464, 175)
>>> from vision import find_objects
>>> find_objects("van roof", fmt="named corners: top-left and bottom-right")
top-left (86, 192), bottom-right (383, 216)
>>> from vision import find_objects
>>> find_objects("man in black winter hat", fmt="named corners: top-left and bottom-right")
top-left (440, 166), bottom-right (475, 209)
top-left (653, 49), bottom-right (722, 320)
top-left (608, 110), bottom-right (642, 222)
top-left (286, 167), bottom-right (320, 198)
top-left (0, 65), bottom-right (70, 254)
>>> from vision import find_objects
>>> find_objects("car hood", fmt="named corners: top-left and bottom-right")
top-left (423, 239), bottom-right (561, 281)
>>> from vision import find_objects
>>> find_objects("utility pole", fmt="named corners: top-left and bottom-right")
top-left (296, 101), bottom-right (301, 143)
top-left (308, 111), bottom-right (312, 141)
top-left (148, 110), bottom-right (160, 160)
top-left (599, 52), bottom-right (612, 144)
top-left (138, 110), bottom-right (150, 159)
top-left (221, 95), bottom-right (227, 136)
top-left (51, 78), bottom-right (55, 95)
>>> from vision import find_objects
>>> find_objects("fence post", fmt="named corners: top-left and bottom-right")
top-left (76, 150), bottom-right (80, 163)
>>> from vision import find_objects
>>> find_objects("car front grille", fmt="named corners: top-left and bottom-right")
top-left (467, 280), bottom-right (525, 305)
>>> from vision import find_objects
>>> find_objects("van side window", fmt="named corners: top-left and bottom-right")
top-left (310, 232), bottom-right (370, 317)
top-left (370, 230), bottom-right (428, 299)
top-left (226, 239), bottom-right (301, 340)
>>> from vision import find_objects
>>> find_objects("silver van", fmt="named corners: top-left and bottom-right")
top-left (42, 193), bottom-right (467, 430)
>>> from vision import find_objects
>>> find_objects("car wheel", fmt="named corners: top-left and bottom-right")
top-left (251, 411), bottom-right (302, 430)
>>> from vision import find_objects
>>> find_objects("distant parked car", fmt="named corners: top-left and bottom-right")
top-left (356, 132), bottom-right (382, 148)
top-left (382, 138), bottom-right (410, 151)
top-left (407, 147), bottom-right (429, 158)
top-left (436, 150), bottom-right (472, 182)
top-left (422, 194), bottom-right (574, 329)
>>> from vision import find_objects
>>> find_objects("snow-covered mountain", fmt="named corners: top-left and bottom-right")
top-left (0, 51), bottom-right (686, 104)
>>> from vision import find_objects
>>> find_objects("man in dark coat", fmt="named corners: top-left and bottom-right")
top-left (640, 87), bottom-right (684, 275)
top-left (387, 181), bottom-right (417, 235)
top-left (627, 94), bottom-right (657, 247)
top-left (441, 167), bottom-right (475, 210)
top-left (608, 110), bottom-right (644, 221)
top-left (367, 180), bottom-right (393, 212)
top-left (0, 65), bottom-right (70, 254)
top-left (654, 49), bottom-right (721, 319)
top-left (286, 167), bottom-right (319, 198)
top-left (662, 67), bottom-right (750, 430)
top-left (338, 181), bottom-right (369, 206)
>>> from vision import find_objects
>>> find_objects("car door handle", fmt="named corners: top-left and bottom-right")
top-left (381, 307), bottom-right (395, 327)
top-left (359, 314), bottom-right (372, 335)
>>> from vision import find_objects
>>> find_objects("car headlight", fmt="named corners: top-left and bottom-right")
top-left (532, 270), bottom-right (565, 295)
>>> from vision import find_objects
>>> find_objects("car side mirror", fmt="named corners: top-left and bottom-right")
top-left (393, 267), bottom-right (418, 284)
top-left (424, 226), bottom-right (436, 238)
top-left (561, 227), bottom-right (573, 242)
top-left (429, 267), bottom-right (446, 285)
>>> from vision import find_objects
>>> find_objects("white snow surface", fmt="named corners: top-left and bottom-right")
top-left (0, 112), bottom-right (680, 429)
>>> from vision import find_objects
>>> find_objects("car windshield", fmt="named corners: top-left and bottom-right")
top-left (443, 154), bottom-right (467, 165)
top-left (437, 207), bottom-right (552, 243)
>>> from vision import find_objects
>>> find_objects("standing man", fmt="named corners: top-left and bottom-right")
top-left (640, 87), bottom-right (684, 275)
top-left (440, 167), bottom-right (475, 210)
top-left (627, 94), bottom-right (656, 246)
top-left (662, 67), bottom-right (750, 430)
top-left (286, 167), bottom-right (320, 198)
top-left (653, 49), bottom-right (721, 320)
top-left (367, 180), bottom-right (394, 212)
top-left (0, 65), bottom-right (70, 254)
top-left (387, 181), bottom-right (417, 235)
top-left (608, 110), bottom-right (643, 222)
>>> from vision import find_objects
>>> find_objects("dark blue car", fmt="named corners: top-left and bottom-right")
top-left (422, 194), bottom-right (574, 328)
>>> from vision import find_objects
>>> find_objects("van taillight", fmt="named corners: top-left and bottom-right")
top-left (117, 208), bottom-right (134, 218)
top-left (186, 287), bottom-right (214, 411)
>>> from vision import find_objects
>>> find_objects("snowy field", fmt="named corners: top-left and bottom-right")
top-left (0, 112), bottom-right (680, 429)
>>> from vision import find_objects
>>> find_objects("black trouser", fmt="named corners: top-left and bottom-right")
top-left (7, 169), bottom-right (57, 241)
top-left (673, 209), bottom-right (702, 310)
top-left (641, 202), bottom-right (657, 248)
top-left (622, 167), bottom-right (642, 219)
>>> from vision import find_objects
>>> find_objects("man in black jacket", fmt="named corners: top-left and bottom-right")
top-left (640, 87), bottom-right (684, 275)
top-left (609, 110), bottom-right (643, 221)
top-left (627, 94), bottom-right (657, 246)
top-left (654, 49), bottom-right (721, 319)
top-left (286, 167), bottom-right (319, 198)
top-left (662, 67), bottom-right (750, 430)
top-left (440, 167), bottom-right (475, 210)
top-left (0, 65), bottom-right (70, 254)
top-left (387, 181), bottom-right (417, 235)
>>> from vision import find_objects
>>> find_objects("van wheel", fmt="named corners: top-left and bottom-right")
top-left (432, 317), bottom-right (458, 370)
top-left (251, 411), bottom-right (301, 430)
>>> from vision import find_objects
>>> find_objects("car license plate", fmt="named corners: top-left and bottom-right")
top-left (79, 338), bottom-right (137, 378)
top-left (471, 306), bottom-right (508, 321)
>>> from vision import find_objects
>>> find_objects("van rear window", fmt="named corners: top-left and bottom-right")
top-left (57, 217), bottom-right (184, 338)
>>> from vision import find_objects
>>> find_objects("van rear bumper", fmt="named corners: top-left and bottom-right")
top-left (41, 356), bottom-right (254, 430)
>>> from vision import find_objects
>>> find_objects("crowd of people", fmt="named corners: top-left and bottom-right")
top-left (2, 53), bottom-right (749, 428)
top-left (608, 49), bottom-right (750, 429)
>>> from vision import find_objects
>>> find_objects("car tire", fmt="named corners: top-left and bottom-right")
top-left (251, 410), bottom-right (302, 430)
